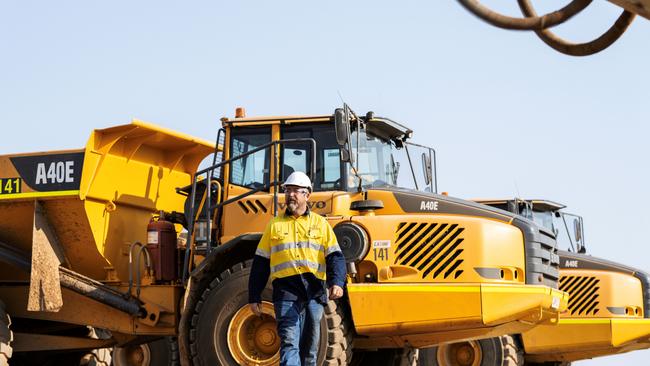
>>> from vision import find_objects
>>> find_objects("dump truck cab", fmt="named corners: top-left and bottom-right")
top-left (465, 198), bottom-right (650, 365)
top-left (178, 107), bottom-right (568, 365)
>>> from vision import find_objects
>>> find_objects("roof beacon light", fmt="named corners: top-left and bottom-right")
top-left (235, 107), bottom-right (246, 118)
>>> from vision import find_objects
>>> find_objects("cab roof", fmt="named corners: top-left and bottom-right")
top-left (474, 198), bottom-right (567, 211)
top-left (221, 113), bottom-right (413, 141)
top-left (221, 115), bottom-right (332, 125)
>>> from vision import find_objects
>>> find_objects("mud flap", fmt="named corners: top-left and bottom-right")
top-left (27, 201), bottom-right (69, 312)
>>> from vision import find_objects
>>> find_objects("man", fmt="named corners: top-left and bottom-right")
top-left (248, 171), bottom-right (346, 366)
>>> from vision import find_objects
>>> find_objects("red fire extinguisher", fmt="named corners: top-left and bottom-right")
top-left (147, 216), bottom-right (178, 282)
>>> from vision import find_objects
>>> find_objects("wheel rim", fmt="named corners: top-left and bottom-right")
top-left (113, 343), bottom-right (151, 366)
top-left (226, 301), bottom-right (280, 365)
top-left (436, 341), bottom-right (482, 366)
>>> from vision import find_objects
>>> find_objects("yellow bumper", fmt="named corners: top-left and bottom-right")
top-left (523, 318), bottom-right (650, 363)
top-left (348, 283), bottom-right (568, 348)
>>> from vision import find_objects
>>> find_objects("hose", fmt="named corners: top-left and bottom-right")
top-left (135, 244), bottom-right (152, 299)
top-left (128, 242), bottom-right (152, 298)
top-left (517, 0), bottom-right (636, 56)
top-left (456, 0), bottom-right (592, 30)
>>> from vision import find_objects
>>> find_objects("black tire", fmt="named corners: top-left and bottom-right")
top-left (112, 337), bottom-right (179, 366)
top-left (322, 299), bottom-right (354, 366)
top-left (0, 301), bottom-right (12, 366)
top-left (419, 335), bottom-right (523, 366)
top-left (188, 261), bottom-right (353, 366)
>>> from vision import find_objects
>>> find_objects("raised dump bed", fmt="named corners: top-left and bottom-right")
top-left (0, 120), bottom-right (214, 333)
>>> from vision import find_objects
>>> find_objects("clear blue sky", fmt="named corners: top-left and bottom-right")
top-left (1, 1), bottom-right (649, 364)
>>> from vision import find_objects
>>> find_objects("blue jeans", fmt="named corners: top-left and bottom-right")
top-left (274, 299), bottom-right (324, 366)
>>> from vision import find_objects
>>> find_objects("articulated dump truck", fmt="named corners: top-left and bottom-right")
top-left (420, 199), bottom-right (650, 366)
top-left (0, 107), bottom-right (567, 366)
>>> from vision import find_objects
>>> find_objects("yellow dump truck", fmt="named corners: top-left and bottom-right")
top-left (0, 108), bottom-right (567, 366)
top-left (420, 198), bottom-right (650, 365)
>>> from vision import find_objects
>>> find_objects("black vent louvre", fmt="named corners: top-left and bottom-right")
top-left (395, 222), bottom-right (465, 280)
top-left (237, 200), bottom-right (268, 214)
top-left (560, 275), bottom-right (601, 316)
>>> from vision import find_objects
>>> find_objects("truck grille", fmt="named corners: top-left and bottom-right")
top-left (560, 275), bottom-right (601, 316)
top-left (394, 222), bottom-right (465, 280)
top-left (513, 218), bottom-right (560, 288)
top-left (636, 270), bottom-right (650, 319)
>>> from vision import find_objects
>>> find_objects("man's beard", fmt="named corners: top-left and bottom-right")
top-left (286, 200), bottom-right (299, 214)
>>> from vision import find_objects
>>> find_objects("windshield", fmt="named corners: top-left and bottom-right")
top-left (530, 210), bottom-right (555, 233)
top-left (347, 128), bottom-right (395, 188)
top-left (528, 208), bottom-right (585, 252)
top-left (557, 212), bottom-right (585, 252)
top-left (347, 125), bottom-right (435, 193)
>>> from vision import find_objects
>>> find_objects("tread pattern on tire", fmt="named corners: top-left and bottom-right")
top-left (0, 300), bottom-right (13, 366)
top-left (501, 335), bottom-right (524, 366)
top-left (167, 337), bottom-right (180, 365)
top-left (323, 299), bottom-right (354, 366)
top-left (189, 262), bottom-right (243, 366)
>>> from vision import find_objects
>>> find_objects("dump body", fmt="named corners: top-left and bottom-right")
top-left (0, 121), bottom-right (214, 347)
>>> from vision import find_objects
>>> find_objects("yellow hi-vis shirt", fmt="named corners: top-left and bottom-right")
top-left (255, 211), bottom-right (341, 282)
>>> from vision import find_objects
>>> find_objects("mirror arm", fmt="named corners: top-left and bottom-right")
top-left (561, 213), bottom-right (576, 252)
top-left (344, 104), bottom-right (364, 193)
top-left (431, 149), bottom-right (437, 194)
top-left (404, 144), bottom-right (419, 191)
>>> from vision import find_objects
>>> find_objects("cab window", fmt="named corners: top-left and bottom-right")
top-left (229, 127), bottom-right (271, 190)
top-left (281, 124), bottom-right (342, 192)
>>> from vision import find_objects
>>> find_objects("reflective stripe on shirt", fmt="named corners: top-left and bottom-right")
top-left (325, 244), bottom-right (342, 256)
top-left (271, 241), bottom-right (324, 254)
top-left (255, 247), bottom-right (270, 258)
top-left (255, 211), bottom-right (340, 281)
top-left (272, 259), bottom-right (326, 275)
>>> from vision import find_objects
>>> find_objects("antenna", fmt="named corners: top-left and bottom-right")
top-left (513, 179), bottom-right (521, 199)
top-left (336, 90), bottom-right (345, 105)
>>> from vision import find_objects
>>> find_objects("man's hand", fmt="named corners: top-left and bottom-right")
top-left (328, 285), bottom-right (344, 300)
top-left (250, 302), bottom-right (263, 317)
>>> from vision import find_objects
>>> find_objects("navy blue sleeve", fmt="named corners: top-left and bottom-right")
top-left (248, 255), bottom-right (270, 303)
top-left (325, 251), bottom-right (347, 288)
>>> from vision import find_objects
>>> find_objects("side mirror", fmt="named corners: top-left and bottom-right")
top-left (394, 161), bottom-right (400, 185)
top-left (574, 218), bottom-right (582, 243)
top-left (334, 108), bottom-right (350, 146)
top-left (421, 152), bottom-right (432, 186)
top-left (340, 148), bottom-right (351, 163)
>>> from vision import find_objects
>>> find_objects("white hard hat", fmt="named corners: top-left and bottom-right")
top-left (283, 171), bottom-right (312, 191)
